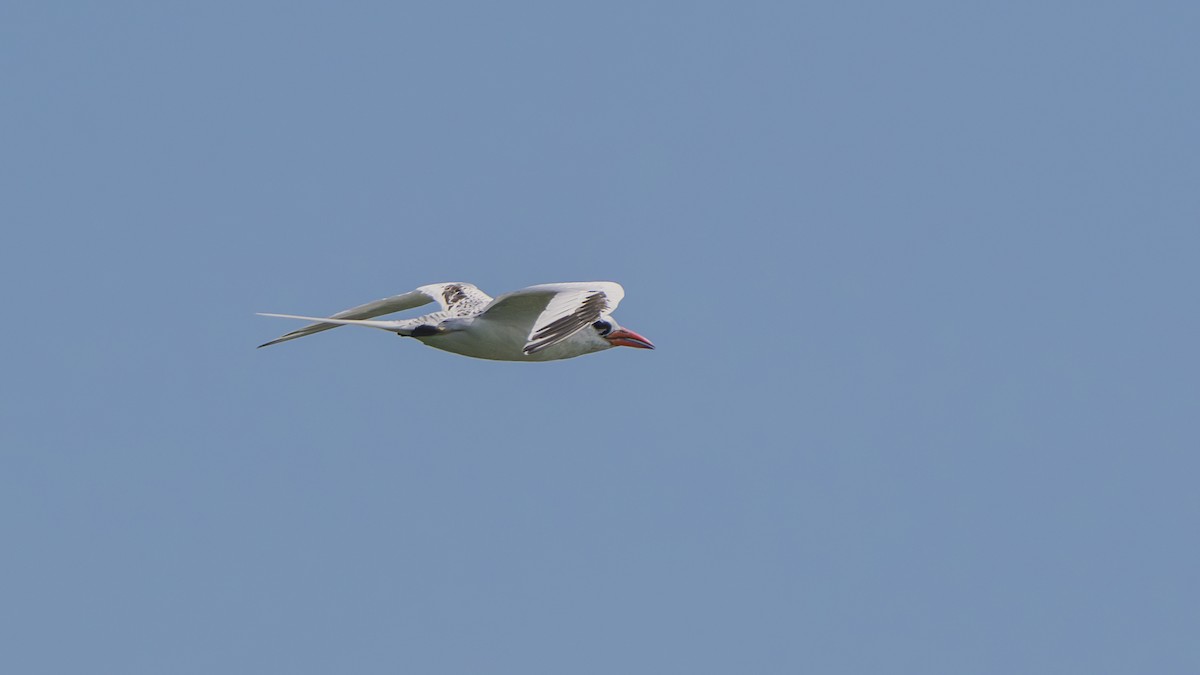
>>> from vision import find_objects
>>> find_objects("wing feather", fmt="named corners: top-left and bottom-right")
top-left (257, 282), bottom-right (489, 348)
top-left (524, 291), bottom-right (608, 354)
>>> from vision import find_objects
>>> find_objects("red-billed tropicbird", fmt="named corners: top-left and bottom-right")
top-left (257, 281), bottom-right (654, 362)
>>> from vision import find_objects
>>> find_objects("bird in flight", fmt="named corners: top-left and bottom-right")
top-left (258, 281), bottom-right (654, 362)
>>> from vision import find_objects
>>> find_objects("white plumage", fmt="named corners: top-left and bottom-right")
top-left (258, 281), bottom-right (655, 362)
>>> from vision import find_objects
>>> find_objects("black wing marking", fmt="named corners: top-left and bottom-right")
top-left (523, 292), bottom-right (609, 355)
top-left (438, 283), bottom-right (493, 317)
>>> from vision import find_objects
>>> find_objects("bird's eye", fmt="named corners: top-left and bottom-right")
top-left (592, 320), bottom-right (612, 336)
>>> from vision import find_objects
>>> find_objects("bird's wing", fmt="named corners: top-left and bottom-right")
top-left (478, 282), bottom-right (625, 355)
top-left (257, 282), bottom-right (489, 348)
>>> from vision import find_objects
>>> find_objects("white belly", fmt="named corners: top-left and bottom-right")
top-left (413, 320), bottom-right (607, 362)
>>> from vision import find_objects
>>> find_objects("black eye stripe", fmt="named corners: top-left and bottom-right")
top-left (592, 320), bottom-right (612, 335)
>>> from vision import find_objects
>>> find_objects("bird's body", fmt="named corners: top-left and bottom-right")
top-left (258, 281), bottom-right (654, 362)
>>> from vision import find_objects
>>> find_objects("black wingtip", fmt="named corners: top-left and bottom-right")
top-left (257, 332), bottom-right (304, 349)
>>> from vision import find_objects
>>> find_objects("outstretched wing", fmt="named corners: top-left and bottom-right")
top-left (478, 282), bottom-right (625, 355)
top-left (257, 282), bottom-right (489, 348)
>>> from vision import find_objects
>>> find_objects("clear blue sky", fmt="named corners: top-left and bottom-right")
top-left (2, 2), bottom-right (1197, 673)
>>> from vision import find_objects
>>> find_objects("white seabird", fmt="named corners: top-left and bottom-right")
top-left (258, 281), bottom-right (654, 362)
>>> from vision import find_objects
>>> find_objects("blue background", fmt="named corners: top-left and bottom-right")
top-left (3, 2), bottom-right (1197, 673)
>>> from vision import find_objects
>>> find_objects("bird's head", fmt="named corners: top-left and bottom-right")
top-left (592, 317), bottom-right (655, 350)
